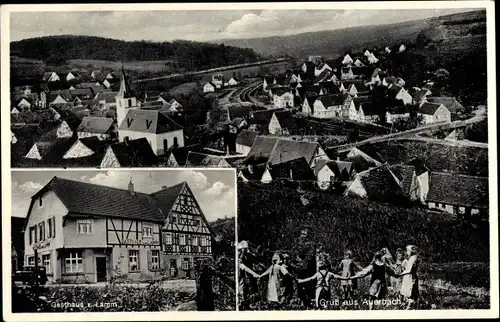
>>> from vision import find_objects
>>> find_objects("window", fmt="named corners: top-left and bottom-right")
top-left (170, 214), bottom-right (177, 224)
top-left (163, 139), bottom-right (168, 152)
top-left (151, 250), bottom-right (160, 270)
top-left (165, 233), bottom-right (172, 244)
top-left (65, 252), bottom-right (83, 273)
top-left (200, 236), bottom-right (206, 247)
top-left (173, 233), bottom-right (179, 245)
top-left (128, 250), bottom-right (140, 272)
top-left (128, 99), bottom-right (132, 107)
top-left (143, 226), bottom-right (152, 238)
top-left (29, 226), bottom-right (36, 244)
top-left (39, 197), bottom-right (43, 207)
top-left (192, 235), bottom-right (198, 246)
top-left (77, 219), bottom-right (92, 235)
top-left (27, 256), bottom-right (35, 266)
top-left (42, 254), bottom-right (51, 273)
top-left (179, 234), bottom-right (186, 246)
top-left (173, 137), bottom-right (179, 148)
top-left (182, 258), bottom-right (189, 270)
top-left (38, 222), bottom-right (45, 241)
top-left (47, 218), bottom-right (53, 238)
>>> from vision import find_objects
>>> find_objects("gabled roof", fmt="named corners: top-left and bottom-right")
top-left (226, 104), bottom-right (253, 120)
top-left (344, 80), bottom-right (370, 93)
top-left (118, 109), bottom-right (183, 133)
top-left (236, 129), bottom-right (259, 147)
top-left (345, 154), bottom-right (377, 173)
top-left (205, 81), bottom-right (216, 87)
top-left (426, 172), bottom-right (488, 208)
top-left (95, 92), bottom-right (119, 103)
top-left (271, 88), bottom-right (291, 97)
top-left (274, 75), bottom-right (290, 86)
top-left (267, 139), bottom-right (320, 166)
top-left (26, 137), bottom-right (77, 164)
top-left (419, 102), bottom-right (445, 115)
top-left (108, 138), bottom-right (158, 167)
top-left (318, 93), bottom-right (350, 107)
top-left (314, 159), bottom-right (354, 181)
top-left (269, 157), bottom-right (316, 181)
top-left (165, 144), bottom-right (203, 166)
top-left (185, 152), bottom-right (232, 168)
top-left (273, 110), bottom-right (297, 132)
top-left (247, 109), bottom-right (278, 125)
top-left (413, 88), bottom-right (431, 102)
top-left (389, 164), bottom-right (416, 197)
top-left (77, 116), bottom-right (115, 134)
top-left (30, 176), bottom-right (187, 223)
top-left (355, 165), bottom-right (403, 201)
top-left (245, 136), bottom-right (279, 164)
top-left (426, 97), bottom-right (463, 114)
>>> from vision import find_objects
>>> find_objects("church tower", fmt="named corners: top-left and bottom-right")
top-left (116, 65), bottom-right (137, 126)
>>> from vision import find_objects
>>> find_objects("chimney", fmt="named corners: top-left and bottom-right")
top-left (128, 178), bottom-right (135, 195)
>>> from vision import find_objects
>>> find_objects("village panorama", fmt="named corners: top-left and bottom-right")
top-left (7, 7), bottom-right (491, 314)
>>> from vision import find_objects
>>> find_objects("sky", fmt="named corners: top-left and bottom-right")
top-left (9, 8), bottom-right (479, 42)
top-left (11, 169), bottom-right (236, 222)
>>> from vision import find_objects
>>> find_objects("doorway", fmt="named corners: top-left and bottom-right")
top-left (96, 257), bottom-right (107, 282)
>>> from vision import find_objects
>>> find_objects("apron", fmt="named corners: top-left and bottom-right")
top-left (315, 270), bottom-right (331, 307)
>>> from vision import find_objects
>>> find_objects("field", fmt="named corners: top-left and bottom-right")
top-left (364, 140), bottom-right (489, 177)
top-left (197, 61), bottom-right (292, 82)
top-left (65, 59), bottom-right (174, 74)
top-left (237, 182), bottom-right (490, 309)
top-left (168, 82), bottom-right (200, 96)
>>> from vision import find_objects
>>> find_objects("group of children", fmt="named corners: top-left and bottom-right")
top-left (239, 242), bottom-right (420, 310)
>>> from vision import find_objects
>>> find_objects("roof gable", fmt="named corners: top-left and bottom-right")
top-left (268, 139), bottom-right (319, 165)
top-left (119, 109), bottom-right (183, 133)
top-left (427, 172), bottom-right (488, 208)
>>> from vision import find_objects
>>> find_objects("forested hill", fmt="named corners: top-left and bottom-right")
top-left (10, 35), bottom-right (263, 70)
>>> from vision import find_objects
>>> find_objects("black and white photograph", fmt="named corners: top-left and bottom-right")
top-left (1, 1), bottom-right (498, 320)
top-left (9, 169), bottom-right (236, 312)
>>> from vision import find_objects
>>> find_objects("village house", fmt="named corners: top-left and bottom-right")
top-left (346, 147), bottom-right (383, 167)
top-left (103, 78), bottom-right (120, 90)
top-left (261, 157), bottom-right (316, 183)
top-left (314, 159), bottom-right (355, 190)
top-left (301, 61), bottom-right (317, 74)
top-left (164, 145), bottom-right (202, 167)
top-left (212, 74), bottom-right (224, 89)
top-left (246, 108), bottom-right (282, 133)
top-left (343, 81), bottom-right (370, 97)
top-left (426, 172), bottom-right (488, 218)
top-left (314, 62), bottom-right (334, 77)
top-left (306, 94), bottom-right (349, 119)
top-left (91, 70), bottom-right (104, 81)
top-left (272, 88), bottom-right (294, 109)
top-left (244, 136), bottom-right (279, 165)
top-left (184, 152), bottom-right (232, 168)
top-left (267, 139), bottom-right (330, 168)
top-left (24, 136), bottom-right (77, 165)
top-left (418, 102), bottom-right (452, 124)
top-left (351, 97), bottom-right (381, 123)
top-left (385, 100), bottom-right (410, 123)
top-left (62, 136), bottom-right (108, 163)
top-left (367, 53), bottom-right (379, 64)
top-left (23, 177), bottom-right (213, 283)
top-left (17, 98), bottom-right (32, 111)
top-left (424, 97), bottom-right (464, 119)
top-left (238, 163), bottom-right (268, 182)
top-left (168, 99), bottom-right (183, 112)
top-left (42, 72), bottom-right (60, 82)
top-left (353, 59), bottom-right (365, 67)
top-left (387, 85), bottom-right (413, 105)
top-left (203, 82), bottom-right (216, 93)
top-left (100, 138), bottom-right (158, 168)
top-left (66, 71), bottom-right (81, 82)
top-left (11, 107), bottom-right (20, 114)
top-left (413, 88), bottom-right (432, 105)
top-left (268, 110), bottom-right (297, 135)
top-left (106, 72), bottom-right (118, 80)
top-left (236, 130), bottom-right (259, 156)
top-left (263, 75), bottom-right (276, 92)
top-left (341, 67), bottom-right (355, 80)
top-left (76, 116), bottom-right (115, 140)
top-left (341, 54), bottom-right (354, 65)
top-left (344, 164), bottom-right (404, 203)
top-left (228, 77), bottom-right (239, 87)
top-left (94, 92), bottom-right (119, 110)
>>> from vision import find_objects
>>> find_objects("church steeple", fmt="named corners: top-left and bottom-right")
top-left (116, 64), bottom-right (137, 126)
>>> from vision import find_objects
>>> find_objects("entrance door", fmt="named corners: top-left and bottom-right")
top-left (170, 259), bottom-right (178, 277)
top-left (96, 257), bottom-right (107, 282)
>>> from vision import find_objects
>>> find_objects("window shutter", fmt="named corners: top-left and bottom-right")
top-left (52, 217), bottom-right (56, 237)
top-left (158, 251), bottom-right (164, 270)
top-left (147, 250), bottom-right (152, 271)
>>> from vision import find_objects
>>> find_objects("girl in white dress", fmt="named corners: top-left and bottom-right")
top-left (259, 253), bottom-right (290, 304)
top-left (397, 245), bottom-right (420, 309)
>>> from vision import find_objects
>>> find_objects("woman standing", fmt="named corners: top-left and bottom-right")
top-left (259, 253), bottom-right (291, 306)
top-left (238, 241), bottom-right (260, 310)
top-left (397, 245), bottom-right (420, 310)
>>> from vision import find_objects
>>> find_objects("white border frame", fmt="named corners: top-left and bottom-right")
top-left (2, 1), bottom-right (498, 320)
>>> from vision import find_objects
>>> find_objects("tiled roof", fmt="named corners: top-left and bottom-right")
top-left (413, 88), bottom-right (431, 102)
top-left (267, 139), bottom-right (319, 166)
top-left (245, 136), bottom-right (279, 164)
top-left (318, 93), bottom-right (349, 107)
top-left (389, 164), bottom-right (416, 197)
top-left (426, 97), bottom-right (463, 114)
top-left (77, 116), bottom-right (115, 134)
top-left (236, 129), bottom-right (259, 147)
top-left (346, 154), bottom-right (377, 173)
top-left (273, 110), bottom-right (297, 132)
top-left (118, 109), bottom-right (183, 133)
top-left (31, 176), bottom-right (188, 222)
top-left (226, 104), bottom-right (253, 121)
top-left (271, 88), bottom-right (291, 97)
top-left (26, 137), bottom-right (77, 165)
top-left (426, 172), bottom-right (488, 208)
top-left (184, 152), bottom-right (232, 168)
top-left (357, 165), bottom-right (403, 201)
top-left (314, 159), bottom-right (354, 181)
top-left (95, 92), bottom-right (119, 103)
top-left (269, 157), bottom-right (316, 181)
top-left (419, 102), bottom-right (444, 115)
top-left (108, 138), bottom-right (158, 167)
top-left (165, 144), bottom-right (203, 166)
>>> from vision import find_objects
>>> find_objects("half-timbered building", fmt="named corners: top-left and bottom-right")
top-left (23, 177), bottom-right (214, 283)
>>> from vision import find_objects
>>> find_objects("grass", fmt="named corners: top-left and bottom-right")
top-left (168, 82), bottom-right (199, 96)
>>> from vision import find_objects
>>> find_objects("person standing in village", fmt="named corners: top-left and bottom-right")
top-left (349, 250), bottom-right (397, 310)
top-left (339, 249), bottom-right (364, 300)
top-left (238, 241), bottom-right (260, 310)
top-left (396, 245), bottom-right (420, 310)
top-left (381, 247), bottom-right (396, 293)
top-left (297, 260), bottom-right (347, 309)
top-left (294, 225), bottom-right (317, 309)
